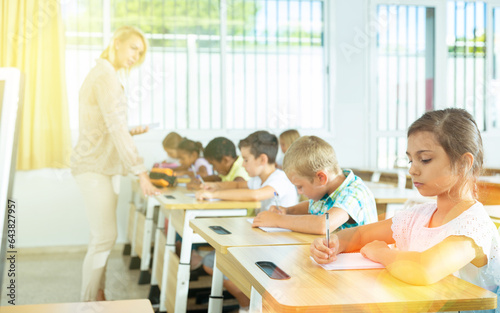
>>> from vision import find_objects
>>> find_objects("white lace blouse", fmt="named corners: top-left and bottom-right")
top-left (392, 202), bottom-right (500, 300)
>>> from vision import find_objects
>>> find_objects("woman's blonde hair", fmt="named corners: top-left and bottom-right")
top-left (100, 26), bottom-right (148, 72)
top-left (279, 129), bottom-right (301, 149)
top-left (283, 136), bottom-right (342, 181)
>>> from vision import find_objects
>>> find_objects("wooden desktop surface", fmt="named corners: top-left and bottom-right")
top-left (226, 245), bottom-right (497, 313)
top-left (369, 187), bottom-right (422, 204)
top-left (155, 186), bottom-right (261, 210)
top-left (0, 299), bottom-right (154, 313)
top-left (189, 217), bottom-right (320, 254)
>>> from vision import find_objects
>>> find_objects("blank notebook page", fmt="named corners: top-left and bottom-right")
top-left (311, 253), bottom-right (385, 270)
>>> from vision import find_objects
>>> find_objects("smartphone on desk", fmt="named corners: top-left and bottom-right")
top-left (209, 225), bottom-right (231, 235)
top-left (255, 261), bottom-right (290, 280)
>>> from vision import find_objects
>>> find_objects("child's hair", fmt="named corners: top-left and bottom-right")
top-left (177, 138), bottom-right (204, 156)
top-left (100, 25), bottom-right (148, 73)
top-left (279, 129), bottom-right (301, 148)
top-left (408, 108), bottom-right (484, 198)
top-left (283, 136), bottom-right (342, 181)
top-left (204, 137), bottom-right (237, 162)
top-left (162, 132), bottom-right (183, 149)
top-left (238, 131), bottom-right (278, 164)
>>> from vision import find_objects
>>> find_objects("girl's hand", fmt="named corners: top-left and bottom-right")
top-left (138, 172), bottom-right (160, 196)
top-left (269, 205), bottom-right (287, 215)
top-left (360, 240), bottom-right (390, 262)
top-left (130, 125), bottom-right (149, 136)
top-left (195, 190), bottom-right (213, 200)
top-left (310, 235), bottom-right (339, 264)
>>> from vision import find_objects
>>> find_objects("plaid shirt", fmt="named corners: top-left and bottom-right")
top-left (308, 169), bottom-right (377, 229)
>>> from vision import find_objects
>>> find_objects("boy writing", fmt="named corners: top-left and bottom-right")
top-left (252, 135), bottom-right (377, 234)
top-left (195, 131), bottom-right (298, 210)
top-left (195, 131), bottom-right (298, 312)
top-left (189, 137), bottom-right (249, 188)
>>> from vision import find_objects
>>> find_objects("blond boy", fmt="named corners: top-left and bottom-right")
top-left (252, 136), bottom-right (377, 234)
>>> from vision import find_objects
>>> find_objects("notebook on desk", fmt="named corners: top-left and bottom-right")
top-left (247, 218), bottom-right (292, 232)
top-left (311, 253), bottom-right (385, 270)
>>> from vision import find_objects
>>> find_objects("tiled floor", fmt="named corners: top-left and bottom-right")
top-left (0, 245), bottom-right (150, 306)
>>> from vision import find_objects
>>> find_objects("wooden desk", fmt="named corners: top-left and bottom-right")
top-left (226, 245), bottom-right (497, 313)
top-left (369, 187), bottom-right (424, 220)
top-left (0, 299), bottom-right (154, 313)
top-left (189, 217), bottom-right (321, 313)
top-left (150, 188), bottom-right (261, 313)
top-left (478, 179), bottom-right (500, 205)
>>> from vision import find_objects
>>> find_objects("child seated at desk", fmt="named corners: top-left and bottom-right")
top-left (311, 109), bottom-right (500, 312)
top-left (195, 130), bottom-right (297, 210)
top-left (174, 138), bottom-right (213, 178)
top-left (276, 129), bottom-right (300, 169)
top-left (196, 130), bottom-right (298, 312)
top-left (190, 137), bottom-right (249, 186)
top-left (157, 131), bottom-right (183, 169)
top-left (252, 135), bottom-right (377, 234)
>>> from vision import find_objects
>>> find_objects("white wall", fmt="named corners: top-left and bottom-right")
top-left (12, 0), bottom-right (500, 248)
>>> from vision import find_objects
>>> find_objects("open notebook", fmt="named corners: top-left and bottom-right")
top-left (247, 218), bottom-right (292, 232)
top-left (311, 253), bottom-right (385, 270)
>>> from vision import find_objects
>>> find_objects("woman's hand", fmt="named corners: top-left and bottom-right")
top-left (130, 125), bottom-right (149, 136)
top-left (138, 172), bottom-right (160, 196)
top-left (268, 205), bottom-right (287, 215)
top-left (310, 235), bottom-right (339, 264)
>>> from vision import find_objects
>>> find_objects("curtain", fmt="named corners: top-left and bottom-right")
top-left (0, 0), bottom-right (71, 169)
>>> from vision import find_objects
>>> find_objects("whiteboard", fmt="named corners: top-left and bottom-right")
top-left (0, 68), bottom-right (23, 290)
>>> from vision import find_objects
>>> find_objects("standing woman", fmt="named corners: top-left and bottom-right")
top-left (71, 26), bottom-right (159, 301)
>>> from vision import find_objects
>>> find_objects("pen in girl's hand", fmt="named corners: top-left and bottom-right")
top-left (326, 213), bottom-right (330, 257)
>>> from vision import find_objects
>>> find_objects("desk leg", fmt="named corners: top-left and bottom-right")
top-left (139, 197), bottom-right (158, 284)
top-left (158, 211), bottom-right (175, 313)
top-left (129, 203), bottom-right (141, 269)
top-left (149, 209), bottom-right (163, 305)
top-left (174, 210), bottom-right (197, 313)
top-left (208, 253), bottom-right (224, 313)
top-left (249, 286), bottom-right (262, 313)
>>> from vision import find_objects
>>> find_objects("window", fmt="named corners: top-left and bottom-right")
top-left (62, 0), bottom-right (329, 131)
top-left (372, 0), bottom-right (499, 169)
top-left (373, 3), bottom-right (436, 169)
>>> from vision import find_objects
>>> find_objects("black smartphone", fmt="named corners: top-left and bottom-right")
top-left (255, 261), bottom-right (291, 280)
top-left (164, 195), bottom-right (175, 199)
top-left (209, 225), bottom-right (231, 235)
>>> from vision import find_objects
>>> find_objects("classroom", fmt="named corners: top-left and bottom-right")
top-left (1, 0), bottom-right (500, 312)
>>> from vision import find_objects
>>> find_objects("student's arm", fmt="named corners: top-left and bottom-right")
top-left (202, 175), bottom-right (222, 182)
top-left (360, 235), bottom-right (482, 285)
top-left (268, 201), bottom-right (309, 215)
top-left (197, 165), bottom-right (209, 177)
top-left (284, 201), bottom-right (310, 214)
top-left (203, 180), bottom-right (248, 191)
top-left (196, 185), bottom-right (275, 201)
top-left (233, 176), bottom-right (246, 182)
top-left (253, 206), bottom-right (349, 234)
top-left (310, 218), bottom-right (395, 263)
